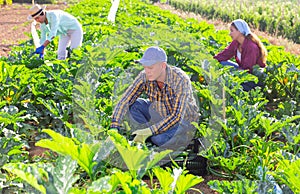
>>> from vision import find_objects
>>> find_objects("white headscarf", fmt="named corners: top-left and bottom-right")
top-left (233, 19), bottom-right (251, 36)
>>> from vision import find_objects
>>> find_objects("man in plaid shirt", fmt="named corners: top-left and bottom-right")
top-left (110, 46), bottom-right (199, 147)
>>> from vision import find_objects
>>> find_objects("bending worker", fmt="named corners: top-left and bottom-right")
top-left (214, 19), bottom-right (267, 73)
top-left (28, 4), bottom-right (83, 60)
top-left (214, 19), bottom-right (268, 91)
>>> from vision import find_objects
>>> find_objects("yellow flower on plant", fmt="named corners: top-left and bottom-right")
top-left (283, 77), bottom-right (288, 84)
top-left (199, 97), bottom-right (204, 102)
top-left (199, 75), bottom-right (205, 83)
top-left (4, 96), bottom-right (12, 102)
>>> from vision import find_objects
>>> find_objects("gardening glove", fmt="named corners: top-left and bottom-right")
top-left (39, 53), bottom-right (44, 59)
top-left (109, 128), bottom-right (119, 132)
top-left (35, 45), bottom-right (45, 55)
top-left (131, 128), bottom-right (152, 143)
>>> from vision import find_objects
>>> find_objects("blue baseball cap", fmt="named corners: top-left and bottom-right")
top-left (138, 46), bottom-right (167, 66)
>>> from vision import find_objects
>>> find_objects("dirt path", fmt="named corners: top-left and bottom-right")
top-left (0, 4), bottom-right (29, 57)
top-left (0, 3), bottom-right (67, 57)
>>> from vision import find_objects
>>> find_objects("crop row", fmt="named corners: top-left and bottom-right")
top-left (0, 0), bottom-right (299, 193)
top-left (0, 0), bottom-right (12, 5)
top-left (168, 0), bottom-right (300, 43)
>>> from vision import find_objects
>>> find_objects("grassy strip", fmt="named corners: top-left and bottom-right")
top-left (168, 0), bottom-right (300, 43)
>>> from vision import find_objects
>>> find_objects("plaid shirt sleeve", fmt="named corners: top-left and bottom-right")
top-left (110, 72), bottom-right (145, 129)
top-left (150, 73), bottom-right (192, 134)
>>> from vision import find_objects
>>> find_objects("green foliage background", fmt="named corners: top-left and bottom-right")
top-left (168, 0), bottom-right (300, 43)
top-left (0, 0), bottom-right (299, 193)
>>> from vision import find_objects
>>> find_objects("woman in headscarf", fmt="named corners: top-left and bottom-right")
top-left (214, 19), bottom-right (267, 73)
top-left (28, 4), bottom-right (83, 60)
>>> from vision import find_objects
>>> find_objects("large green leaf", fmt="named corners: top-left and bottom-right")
top-left (36, 129), bottom-right (101, 180)
top-left (3, 163), bottom-right (47, 194)
top-left (114, 141), bottom-right (148, 178)
top-left (3, 156), bottom-right (78, 194)
top-left (175, 171), bottom-right (204, 193)
top-left (277, 159), bottom-right (300, 193)
top-left (50, 156), bottom-right (79, 194)
top-left (109, 131), bottom-right (172, 178)
top-left (152, 167), bottom-right (174, 193)
top-left (87, 176), bottom-right (112, 193)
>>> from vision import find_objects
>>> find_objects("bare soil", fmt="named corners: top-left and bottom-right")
top-left (0, 3), bottom-right (67, 57)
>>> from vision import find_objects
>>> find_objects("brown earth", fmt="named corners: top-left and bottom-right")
top-left (0, 3), bottom-right (67, 58)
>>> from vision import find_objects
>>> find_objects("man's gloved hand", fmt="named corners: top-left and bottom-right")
top-left (131, 128), bottom-right (152, 143)
top-left (35, 45), bottom-right (45, 54)
top-left (109, 128), bottom-right (119, 132)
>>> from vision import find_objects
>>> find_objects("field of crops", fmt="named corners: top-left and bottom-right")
top-left (168, 0), bottom-right (300, 44)
top-left (0, 0), bottom-right (299, 193)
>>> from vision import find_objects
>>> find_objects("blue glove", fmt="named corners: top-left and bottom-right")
top-left (35, 45), bottom-right (45, 54)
